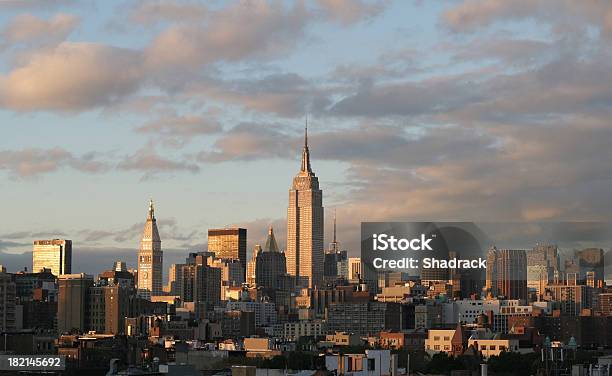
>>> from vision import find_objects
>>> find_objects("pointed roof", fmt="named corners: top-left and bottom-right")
top-left (300, 117), bottom-right (312, 174)
top-left (142, 199), bottom-right (161, 243)
top-left (333, 209), bottom-right (337, 244)
top-left (264, 226), bottom-right (280, 252)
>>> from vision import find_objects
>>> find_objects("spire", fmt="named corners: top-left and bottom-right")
top-left (148, 199), bottom-right (155, 220)
top-left (142, 199), bottom-right (160, 242)
top-left (300, 117), bottom-right (312, 173)
top-left (304, 115), bottom-right (308, 148)
top-left (333, 209), bottom-right (337, 244)
top-left (265, 225), bottom-right (280, 252)
top-left (328, 208), bottom-right (339, 253)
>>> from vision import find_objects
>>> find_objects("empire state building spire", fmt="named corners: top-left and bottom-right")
top-left (287, 117), bottom-right (324, 289)
top-left (300, 118), bottom-right (312, 174)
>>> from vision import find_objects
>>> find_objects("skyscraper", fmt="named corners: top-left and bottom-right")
top-left (486, 248), bottom-right (527, 301)
top-left (208, 228), bottom-right (247, 275)
top-left (324, 212), bottom-right (348, 282)
top-left (576, 248), bottom-right (605, 287)
top-left (526, 244), bottom-right (560, 299)
top-left (166, 263), bottom-right (185, 296)
top-left (137, 200), bottom-right (163, 298)
top-left (286, 122), bottom-right (324, 288)
top-left (180, 253), bottom-right (221, 318)
top-left (32, 239), bottom-right (72, 276)
top-left (57, 273), bottom-right (93, 334)
top-left (256, 226), bottom-right (287, 289)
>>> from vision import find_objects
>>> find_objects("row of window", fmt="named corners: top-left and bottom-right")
top-left (428, 345), bottom-right (451, 351)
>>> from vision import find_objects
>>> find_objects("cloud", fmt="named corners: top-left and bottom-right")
top-left (451, 37), bottom-right (556, 67)
top-left (135, 112), bottom-right (223, 146)
top-left (0, 240), bottom-right (29, 251)
top-left (118, 148), bottom-right (200, 178)
top-left (316, 0), bottom-right (387, 25)
top-left (198, 122), bottom-right (296, 162)
top-left (0, 42), bottom-right (144, 111)
top-left (1, 13), bottom-right (79, 48)
top-left (78, 218), bottom-right (202, 245)
top-left (326, 120), bottom-right (612, 245)
top-left (128, 0), bottom-right (209, 26)
top-left (184, 73), bottom-right (331, 117)
top-left (2, 231), bottom-right (67, 240)
top-left (0, 0), bottom-right (72, 10)
top-left (0, 148), bottom-right (110, 177)
top-left (145, 1), bottom-right (308, 70)
top-left (329, 76), bottom-right (482, 117)
top-left (443, 0), bottom-right (612, 38)
top-left (0, 2), bottom-right (316, 112)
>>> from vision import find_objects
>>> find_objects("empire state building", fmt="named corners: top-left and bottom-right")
top-left (286, 124), bottom-right (324, 288)
top-left (138, 200), bottom-right (163, 298)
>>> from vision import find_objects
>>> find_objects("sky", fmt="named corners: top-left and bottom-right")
top-left (1, 0), bottom-right (612, 277)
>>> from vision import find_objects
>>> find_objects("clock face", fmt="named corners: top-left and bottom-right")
top-left (143, 272), bottom-right (148, 279)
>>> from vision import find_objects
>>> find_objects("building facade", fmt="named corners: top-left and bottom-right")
top-left (137, 200), bottom-right (163, 298)
top-left (0, 269), bottom-right (16, 331)
top-left (180, 254), bottom-right (221, 316)
top-left (327, 302), bottom-right (402, 337)
top-left (256, 226), bottom-right (287, 289)
top-left (57, 273), bottom-right (94, 334)
top-left (486, 248), bottom-right (528, 301)
top-left (32, 239), bottom-right (72, 276)
top-left (247, 245), bottom-right (261, 286)
top-left (349, 257), bottom-right (362, 283)
top-left (286, 124), bottom-right (324, 288)
top-left (207, 228), bottom-right (247, 275)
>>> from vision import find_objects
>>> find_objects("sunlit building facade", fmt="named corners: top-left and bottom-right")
top-left (32, 239), bottom-right (72, 276)
top-left (208, 228), bottom-right (247, 275)
top-left (286, 124), bottom-right (324, 288)
top-left (137, 200), bottom-right (163, 298)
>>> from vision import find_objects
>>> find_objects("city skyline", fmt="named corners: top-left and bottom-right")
top-left (2, 2), bottom-right (612, 374)
top-left (2, 1), bottom-right (612, 276)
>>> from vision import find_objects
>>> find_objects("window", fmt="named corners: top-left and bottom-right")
top-left (444, 336), bottom-right (450, 341)
top-left (434, 336), bottom-right (440, 341)
top-left (481, 345), bottom-right (487, 350)
top-left (490, 345), bottom-right (496, 350)
top-left (444, 345), bottom-right (450, 350)
top-left (367, 359), bottom-right (375, 371)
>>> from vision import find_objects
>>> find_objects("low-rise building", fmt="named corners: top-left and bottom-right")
top-left (468, 337), bottom-right (519, 358)
top-left (324, 331), bottom-right (362, 347)
top-left (424, 325), bottom-right (465, 356)
top-left (326, 350), bottom-right (397, 376)
top-left (281, 320), bottom-right (325, 341)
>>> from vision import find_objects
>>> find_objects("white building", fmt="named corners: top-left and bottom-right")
top-left (281, 320), bottom-right (325, 340)
top-left (326, 350), bottom-right (397, 376)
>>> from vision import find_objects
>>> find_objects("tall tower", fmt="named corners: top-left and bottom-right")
top-left (137, 199), bottom-right (163, 298)
top-left (286, 121), bottom-right (324, 288)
